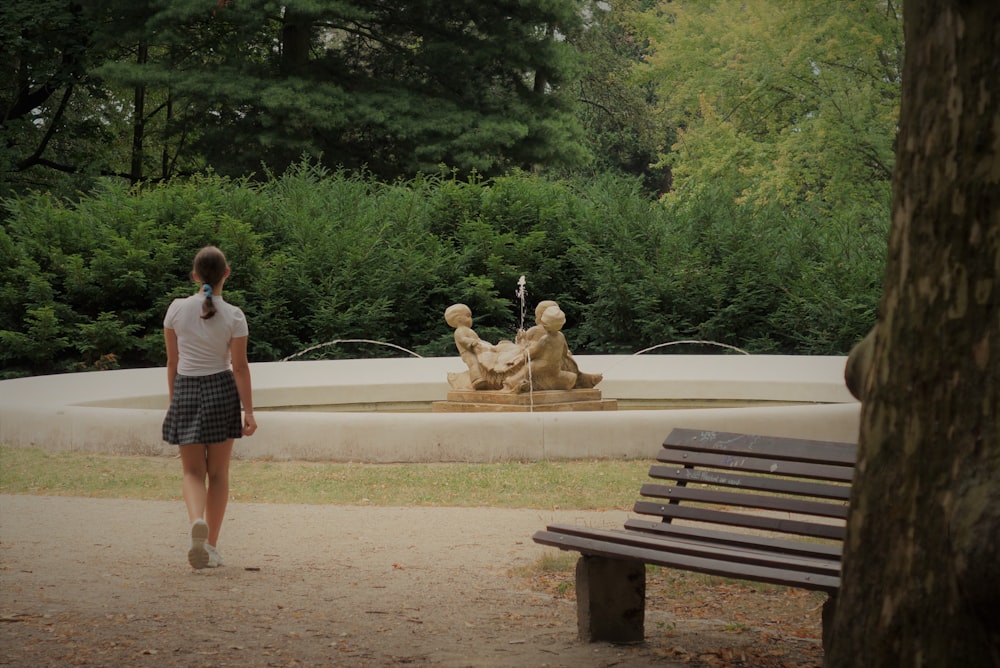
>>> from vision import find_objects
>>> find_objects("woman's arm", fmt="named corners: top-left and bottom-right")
top-left (164, 327), bottom-right (179, 404)
top-left (230, 336), bottom-right (257, 436)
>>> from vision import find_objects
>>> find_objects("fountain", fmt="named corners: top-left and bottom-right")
top-left (0, 353), bottom-right (859, 462)
top-left (435, 299), bottom-right (615, 412)
top-left (0, 279), bottom-right (861, 462)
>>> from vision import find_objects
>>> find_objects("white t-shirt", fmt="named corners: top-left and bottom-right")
top-left (164, 294), bottom-right (249, 376)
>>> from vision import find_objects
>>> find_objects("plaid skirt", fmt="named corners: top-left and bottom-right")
top-left (162, 370), bottom-right (243, 446)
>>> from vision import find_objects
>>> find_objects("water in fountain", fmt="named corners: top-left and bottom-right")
top-left (281, 339), bottom-right (423, 361)
top-left (514, 275), bottom-right (536, 411)
top-left (525, 348), bottom-right (535, 412)
top-left (515, 274), bottom-right (527, 335)
top-left (593, 340), bottom-right (751, 377)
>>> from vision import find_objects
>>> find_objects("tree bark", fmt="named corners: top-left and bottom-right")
top-left (281, 9), bottom-right (312, 75)
top-left (826, 2), bottom-right (1000, 666)
top-left (130, 42), bottom-right (148, 185)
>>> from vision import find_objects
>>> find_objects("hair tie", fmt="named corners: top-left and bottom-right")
top-left (202, 283), bottom-right (213, 297)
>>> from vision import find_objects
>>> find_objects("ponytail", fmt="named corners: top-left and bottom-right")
top-left (201, 283), bottom-right (216, 319)
top-left (193, 246), bottom-right (228, 320)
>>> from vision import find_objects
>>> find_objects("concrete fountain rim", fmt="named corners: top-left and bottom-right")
top-left (0, 355), bottom-right (858, 462)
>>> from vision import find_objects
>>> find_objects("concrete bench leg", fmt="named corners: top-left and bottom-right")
top-left (575, 555), bottom-right (646, 643)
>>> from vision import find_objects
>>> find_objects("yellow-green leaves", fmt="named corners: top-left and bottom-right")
top-left (639, 0), bottom-right (901, 210)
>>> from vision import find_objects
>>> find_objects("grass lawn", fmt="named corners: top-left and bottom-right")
top-left (0, 445), bottom-right (652, 510)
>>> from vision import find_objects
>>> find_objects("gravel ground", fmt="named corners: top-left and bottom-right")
top-left (0, 495), bottom-right (824, 667)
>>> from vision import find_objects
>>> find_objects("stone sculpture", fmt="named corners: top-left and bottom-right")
top-left (444, 301), bottom-right (602, 393)
top-left (502, 304), bottom-right (577, 393)
top-left (444, 303), bottom-right (522, 390)
top-left (516, 300), bottom-right (603, 390)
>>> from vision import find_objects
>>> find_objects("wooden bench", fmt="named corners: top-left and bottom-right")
top-left (532, 428), bottom-right (856, 649)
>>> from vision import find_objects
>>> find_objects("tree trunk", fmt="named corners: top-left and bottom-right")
top-left (161, 93), bottom-right (172, 180)
top-left (281, 8), bottom-right (312, 75)
top-left (130, 42), bottom-right (148, 184)
top-left (826, 2), bottom-right (1000, 666)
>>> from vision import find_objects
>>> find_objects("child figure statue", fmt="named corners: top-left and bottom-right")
top-left (517, 300), bottom-right (603, 389)
top-left (444, 303), bottom-right (524, 390)
top-left (504, 305), bottom-right (578, 393)
top-left (445, 303), bottom-right (494, 390)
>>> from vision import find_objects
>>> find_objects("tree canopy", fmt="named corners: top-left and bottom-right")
top-left (2, 0), bottom-right (595, 196)
top-left (1, 0), bottom-right (902, 378)
top-left (637, 0), bottom-right (901, 221)
top-left (4, 0), bottom-right (902, 207)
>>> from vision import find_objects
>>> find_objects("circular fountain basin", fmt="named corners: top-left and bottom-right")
top-left (0, 355), bottom-right (859, 462)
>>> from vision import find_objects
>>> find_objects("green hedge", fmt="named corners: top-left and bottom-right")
top-left (0, 164), bottom-right (887, 377)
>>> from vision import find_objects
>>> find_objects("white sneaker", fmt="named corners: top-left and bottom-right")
top-left (206, 544), bottom-right (224, 568)
top-left (188, 519), bottom-right (210, 569)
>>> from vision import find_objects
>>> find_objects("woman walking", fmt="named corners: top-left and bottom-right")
top-left (162, 246), bottom-right (257, 569)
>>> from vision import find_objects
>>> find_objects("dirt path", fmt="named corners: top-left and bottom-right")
top-left (1, 495), bottom-right (823, 667)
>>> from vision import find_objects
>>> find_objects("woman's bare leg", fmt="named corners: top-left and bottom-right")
top-left (179, 444), bottom-right (209, 523)
top-left (204, 439), bottom-right (234, 547)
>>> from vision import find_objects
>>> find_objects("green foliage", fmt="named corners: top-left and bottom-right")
top-left (637, 0), bottom-right (900, 212)
top-left (75, 312), bottom-right (141, 368)
top-left (0, 0), bottom-right (900, 378)
top-left (0, 167), bottom-right (885, 375)
top-left (2, 0), bottom-right (592, 198)
top-left (568, 0), bottom-right (670, 193)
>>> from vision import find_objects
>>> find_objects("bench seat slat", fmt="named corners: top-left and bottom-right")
top-left (656, 449), bottom-right (855, 483)
top-left (649, 463), bottom-right (852, 498)
top-left (663, 428), bottom-right (857, 466)
top-left (622, 519), bottom-right (843, 560)
top-left (533, 528), bottom-right (840, 592)
top-left (633, 500), bottom-right (846, 541)
top-left (639, 483), bottom-right (849, 519)
top-left (543, 524), bottom-right (841, 576)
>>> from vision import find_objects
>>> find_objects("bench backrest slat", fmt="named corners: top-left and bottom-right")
top-left (656, 449), bottom-right (854, 483)
top-left (663, 428), bottom-right (857, 466)
top-left (649, 464), bottom-right (851, 500)
top-left (639, 483), bottom-right (849, 519)
top-left (633, 500), bottom-right (847, 541)
top-left (636, 429), bottom-right (855, 543)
